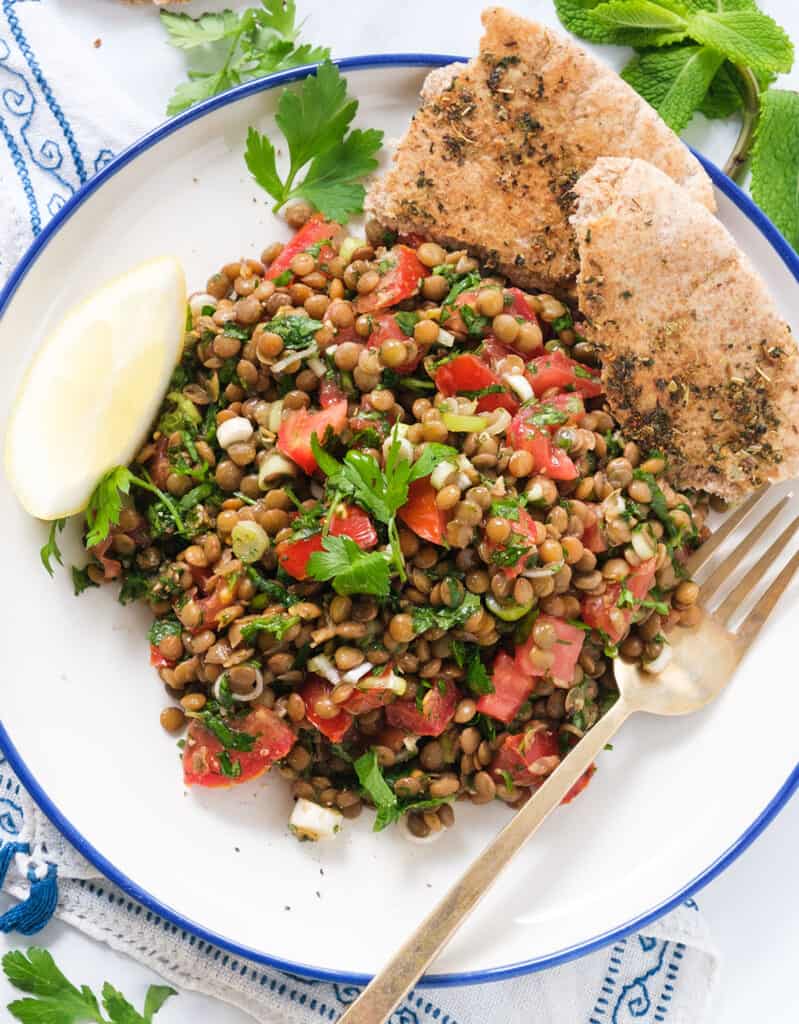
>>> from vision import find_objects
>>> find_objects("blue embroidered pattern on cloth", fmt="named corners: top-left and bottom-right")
top-left (0, 4), bottom-right (719, 1020)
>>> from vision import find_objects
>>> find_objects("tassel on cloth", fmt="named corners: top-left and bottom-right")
top-left (0, 841), bottom-right (29, 889)
top-left (0, 860), bottom-right (58, 936)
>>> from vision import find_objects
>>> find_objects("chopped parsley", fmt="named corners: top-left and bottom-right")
top-left (199, 712), bottom-right (256, 752)
top-left (394, 311), bottom-right (420, 336)
top-left (240, 614), bottom-right (301, 644)
top-left (148, 617), bottom-right (183, 646)
top-left (218, 751), bottom-right (242, 778)
top-left (490, 531), bottom-right (533, 568)
top-left (71, 565), bottom-right (98, 596)
top-left (490, 493), bottom-right (528, 521)
top-left (264, 314), bottom-right (324, 350)
top-left (412, 591), bottom-right (481, 634)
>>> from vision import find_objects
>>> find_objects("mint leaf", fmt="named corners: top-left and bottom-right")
top-left (159, 9), bottom-right (240, 49)
top-left (699, 61), bottom-right (775, 119)
top-left (555, 0), bottom-right (686, 44)
top-left (751, 89), bottom-right (799, 249)
top-left (590, 1), bottom-right (690, 36)
top-left (687, 10), bottom-right (794, 74)
top-left (306, 534), bottom-right (391, 597)
top-left (621, 44), bottom-right (724, 132)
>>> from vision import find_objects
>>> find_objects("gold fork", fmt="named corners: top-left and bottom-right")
top-left (338, 487), bottom-right (799, 1024)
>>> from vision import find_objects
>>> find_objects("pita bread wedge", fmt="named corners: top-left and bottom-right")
top-left (365, 6), bottom-right (714, 296)
top-left (571, 157), bottom-right (799, 500)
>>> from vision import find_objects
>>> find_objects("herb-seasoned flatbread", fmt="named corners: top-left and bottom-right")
top-left (366, 6), bottom-right (714, 296)
top-left (572, 156), bottom-right (799, 499)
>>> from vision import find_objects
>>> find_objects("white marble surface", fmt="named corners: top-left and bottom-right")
top-left (1, 1), bottom-right (798, 1020)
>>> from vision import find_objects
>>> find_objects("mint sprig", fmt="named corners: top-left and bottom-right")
top-left (555, 0), bottom-right (797, 245)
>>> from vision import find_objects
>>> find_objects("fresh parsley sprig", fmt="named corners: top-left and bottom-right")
top-left (161, 0), bottom-right (330, 116)
top-left (554, 0), bottom-right (798, 246)
top-left (306, 534), bottom-right (392, 597)
top-left (310, 427), bottom-right (457, 580)
top-left (40, 518), bottom-right (66, 576)
top-left (354, 749), bottom-right (455, 831)
top-left (2, 947), bottom-right (176, 1024)
top-left (85, 467), bottom-right (184, 549)
top-left (244, 60), bottom-right (384, 221)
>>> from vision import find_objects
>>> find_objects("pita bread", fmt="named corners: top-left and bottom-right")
top-left (571, 157), bottom-right (799, 500)
top-left (366, 6), bottom-right (714, 296)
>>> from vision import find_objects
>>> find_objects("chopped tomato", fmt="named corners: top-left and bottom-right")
top-left (490, 726), bottom-right (560, 787)
top-left (435, 351), bottom-right (519, 414)
top-left (386, 678), bottom-right (459, 737)
top-left (318, 378), bottom-right (347, 408)
top-left (195, 581), bottom-right (235, 631)
top-left (562, 763), bottom-right (596, 804)
top-left (546, 392), bottom-right (586, 424)
top-left (266, 216), bottom-right (339, 281)
top-left (150, 645), bottom-right (172, 669)
top-left (484, 507), bottom-right (543, 579)
top-left (183, 706), bottom-right (296, 788)
top-left (398, 477), bottom-right (448, 545)
top-left (435, 353), bottom-right (499, 395)
top-left (515, 615), bottom-right (585, 684)
top-left (475, 651), bottom-right (534, 724)
top-left (507, 407), bottom-right (578, 481)
top-left (300, 677), bottom-right (353, 742)
top-left (343, 666), bottom-right (400, 715)
top-left (277, 399), bottom-right (348, 475)
top-left (481, 336), bottom-right (515, 369)
top-left (526, 350), bottom-right (602, 398)
top-left (581, 508), bottom-right (607, 553)
top-left (581, 557), bottom-right (657, 644)
top-left (505, 288), bottom-right (538, 323)
top-left (366, 314), bottom-right (423, 373)
top-left (354, 245), bottom-right (428, 313)
top-left (276, 505), bottom-right (378, 580)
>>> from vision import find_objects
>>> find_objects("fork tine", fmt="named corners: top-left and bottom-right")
top-left (700, 495), bottom-right (790, 604)
top-left (715, 516), bottom-right (799, 626)
top-left (686, 486), bottom-right (768, 577)
top-left (736, 549), bottom-right (799, 648)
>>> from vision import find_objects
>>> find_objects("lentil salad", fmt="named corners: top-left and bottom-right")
top-left (80, 205), bottom-right (706, 841)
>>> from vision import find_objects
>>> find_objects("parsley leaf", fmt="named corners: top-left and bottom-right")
top-left (148, 617), bottom-right (182, 646)
top-left (218, 751), bottom-right (243, 779)
top-left (354, 749), bottom-right (455, 832)
top-left (460, 644), bottom-right (494, 696)
top-left (311, 427), bottom-right (456, 578)
top-left (751, 89), bottom-right (799, 249)
top-left (162, 2), bottom-right (330, 116)
top-left (263, 314), bottom-right (324, 350)
top-left (71, 566), bottom-right (98, 596)
top-left (40, 518), bottom-right (66, 576)
top-left (412, 592), bottom-right (481, 634)
top-left (245, 61), bottom-right (383, 220)
top-left (3, 946), bottom-right (177, 1023)
top-left (306, 534), bottom-right (392, 597)
top-left (85, 467), bottom-right (184, 549)
top-left (240, 613), bottom-right (300, 643)
top-left (199, 712), bottom-right (256, 752)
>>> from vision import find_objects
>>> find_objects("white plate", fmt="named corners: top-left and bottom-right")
top-left (1, 58), bottom-right (798, 986)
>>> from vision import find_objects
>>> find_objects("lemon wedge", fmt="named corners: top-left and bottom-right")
top-left (4, 257), bottom-right (186, 520)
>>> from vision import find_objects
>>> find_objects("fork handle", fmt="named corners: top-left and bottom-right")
top-left (338, 698), bottom-right (634, 1024)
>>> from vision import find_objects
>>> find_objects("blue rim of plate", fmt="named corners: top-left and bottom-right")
top-left (1, 53), bottom-right (798, 988)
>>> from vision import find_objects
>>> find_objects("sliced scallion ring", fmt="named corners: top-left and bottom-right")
top-left (485, 594), bottom-right (535, 622)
